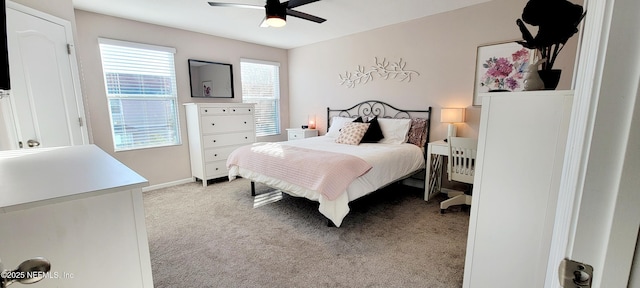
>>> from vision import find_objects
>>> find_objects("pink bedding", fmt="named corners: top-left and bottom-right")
top-left (226, 143), bottom-right (372, 201)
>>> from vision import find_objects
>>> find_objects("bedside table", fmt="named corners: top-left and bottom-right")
top-left (286, 128), bottom-right (318, 140)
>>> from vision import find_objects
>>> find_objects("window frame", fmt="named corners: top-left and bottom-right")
top-left (98, 38), bottom-right (181, 152)
top-left (240, 58), bottom-right (281, 137)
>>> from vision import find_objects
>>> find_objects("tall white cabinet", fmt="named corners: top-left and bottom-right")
top-left (184, 103), bottom-right (256, 186)
top-left (463, 91), bottom-right (573, 287)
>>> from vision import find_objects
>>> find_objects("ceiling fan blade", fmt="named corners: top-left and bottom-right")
top-left (283, 0), bottom-right (321, 9)
top-left (286, 8), bottom-right (326, 23)
top-left (207, 2), bottom-right (264, 10)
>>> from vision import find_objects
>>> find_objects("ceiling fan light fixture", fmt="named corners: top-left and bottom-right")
top-left (265, 0), bottom-right (287, 27)
top-left (208, 0), bottom-right (325, 27)
top-left (266, 15), bottom-right (286, 27)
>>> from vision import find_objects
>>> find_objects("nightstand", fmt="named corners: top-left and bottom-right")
top-left (286, 128), bottom-right (318, 140)
top-left (424, 140), bottom-right (449, 201)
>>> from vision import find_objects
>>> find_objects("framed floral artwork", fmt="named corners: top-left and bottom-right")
top-left (473, 41), bottom-right (533, 106)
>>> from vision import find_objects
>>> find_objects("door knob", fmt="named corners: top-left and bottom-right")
top-left (0, 257), bottom-right (51, 287)
top-left (27, 140), bottom-right (40, 147)
top-left (559, 258), bottom-right (593, 287)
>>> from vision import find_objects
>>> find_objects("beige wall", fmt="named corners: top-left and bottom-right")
top-left (74, 10), bottom-right (289, 185)
top-left (10, 0), bottom-right (76, 24)
top-left (288, 0), bottom-right (580, 141)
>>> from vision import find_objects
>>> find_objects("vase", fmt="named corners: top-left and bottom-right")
top-left (524, 66), bottom-right (545, 91)
top-left (538, 69), bottom-right (562, 90)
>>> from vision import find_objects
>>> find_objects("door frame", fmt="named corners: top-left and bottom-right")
top-left (545, 0), bottom-right (640, 286)
top-left (1, 1), bottom-right (88, 149)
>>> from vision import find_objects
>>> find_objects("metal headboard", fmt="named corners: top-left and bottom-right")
top-left (326, 100), bottom-right (432, 145)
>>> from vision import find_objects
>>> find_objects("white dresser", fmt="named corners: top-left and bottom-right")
top-left (286, 128), bottom-right (318, 140)
top-left (463, 91), bottom-right (573, 287)
top-left (0, 145), bottom-right (152, 288)
top-left (184, 103), bottom-right (256, 186)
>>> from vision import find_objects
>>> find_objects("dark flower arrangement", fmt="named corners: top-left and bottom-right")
top-left (516, 0), bottom-right (586, 71)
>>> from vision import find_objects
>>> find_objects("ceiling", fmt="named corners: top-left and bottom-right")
top-left (72, 0), bottom-right (490, 50)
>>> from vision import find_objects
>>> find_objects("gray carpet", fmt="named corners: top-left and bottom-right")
top-left (143, 179), bottom-right (469, 288)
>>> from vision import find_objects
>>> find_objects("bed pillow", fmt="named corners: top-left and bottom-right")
top-left (377, 118), bottom-right (412, 144)
top-left (335, 122), bottom-right (370, 145)
top-left (326, 116), bottom-right (357, 138)
top-left (407, 118), bottom-right (428, 147)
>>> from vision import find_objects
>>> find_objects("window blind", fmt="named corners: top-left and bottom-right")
top-left (99, 39), bottom-right (180, 151)
top-left (240, 59), bottom-right (280, 137)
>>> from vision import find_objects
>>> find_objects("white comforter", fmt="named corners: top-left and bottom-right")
top-left (228, 136), bottom-right (425, 227)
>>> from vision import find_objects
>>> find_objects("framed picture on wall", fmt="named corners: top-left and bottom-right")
top-left (473, 41), bottom-right (534, 106)
top-left (189, 59), bottom-right (234, 98)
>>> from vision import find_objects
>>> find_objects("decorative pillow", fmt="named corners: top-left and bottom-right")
top-left (377, 118), bottom-right (412, 144)
top-left (335, 122), bottom-right (370, 145)
top-left (407, 118), bottom-right (428, 147)
top-left (353, 116), bottom-right (384, 143)
top-left (326, 116), bottom-right (358, 138)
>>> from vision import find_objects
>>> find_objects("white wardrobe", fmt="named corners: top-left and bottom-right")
top-left (184, 103), bottom-right (256, 186)
top-left (463, 91), bottom-right (573, 287)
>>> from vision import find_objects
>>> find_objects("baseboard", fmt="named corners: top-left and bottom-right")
top-left (142, 178), bottom-right (194, 192)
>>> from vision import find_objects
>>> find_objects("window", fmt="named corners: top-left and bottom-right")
top-left (98, 39), bottom-right (180, 151)
top-left (240, 59), bottom-right (280, 137)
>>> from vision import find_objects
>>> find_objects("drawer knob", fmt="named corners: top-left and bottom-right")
top-left (244, 121), bottom-right (247, 124)
top-left (233, 109), bottom-right (236, 112)
top-left (223, 109), bottom-right (226, 112)
top-left (215, 168), bottom-right (219, 170)
top-left (211, 123), bottom-right (215, 126)
top-left (204, 109), bottom-right (208, 112)
top-left (214, 154), bottom-right (218, 157)
top-left (245, 137), bottom-right (248, 139)
top-left (248, 109), bottom-right (251, 111)
top-left (213, 140), bottom-right (216, 142)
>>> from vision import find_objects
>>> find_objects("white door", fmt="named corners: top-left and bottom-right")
top-left (542, 0), bottom-right (640, 287)
top-left (1, 2), bottom-right (87, 150)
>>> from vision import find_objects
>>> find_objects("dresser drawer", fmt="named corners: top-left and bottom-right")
top-left (204, 146), bottom-right (241, 162)
top-left (203, 131), bottom-right (255, 148)
top-left (288, 130), bottom-right (304, 140)
top-left (228, 106), bottom-right (253, 115)
top-left (200, 107), bottom-right (229, 115)
top-left (201, 115), bottom-right (254, 134)
top-left (287, 129), bottom-right (318, 141)
top-left (205, 161), bottom-right (228, 178)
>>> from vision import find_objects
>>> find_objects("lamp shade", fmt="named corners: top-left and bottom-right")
top-left (440, 108), bottom-right (465, 123)
top-left (308, 114), bottom-right (316, 129)
top-left (266, 16), bottom-right (286, 27)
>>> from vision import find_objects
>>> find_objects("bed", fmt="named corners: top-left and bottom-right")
top-left (227, 100), bottom-right (432, 227)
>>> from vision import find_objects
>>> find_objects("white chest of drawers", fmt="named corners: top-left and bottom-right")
top-left (184, 103), bottom-right (256, 186)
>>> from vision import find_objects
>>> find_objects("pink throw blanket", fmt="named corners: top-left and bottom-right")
top-left (227, 143), bottom-right (372, 201)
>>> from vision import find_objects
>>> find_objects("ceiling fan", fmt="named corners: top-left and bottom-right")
top-left (208, 0), bottom-right (326, 28)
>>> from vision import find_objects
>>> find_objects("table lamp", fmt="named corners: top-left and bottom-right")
top-left (308, 114), bottom-right (316, 129)
top-left (440, 108), bottom-right (465, 138)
